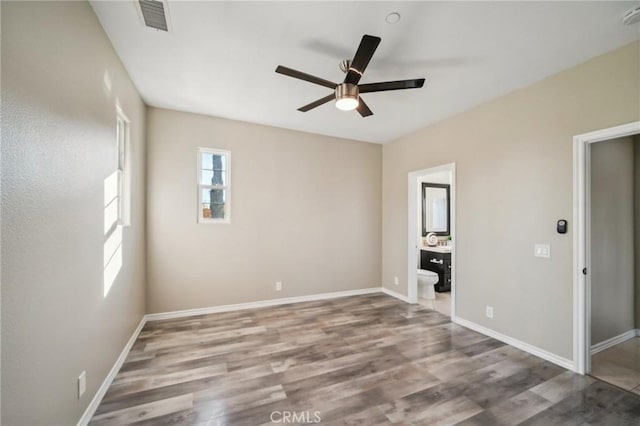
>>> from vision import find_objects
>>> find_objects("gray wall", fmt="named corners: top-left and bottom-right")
top-left (635, 136), bottom-right (640, 329)
top-left (1, 2), bottom-right (146, 424)
top-left (590, 137), bottom-right (635, 345)
top-left (146, 108), bottom-right (381, 313)
top-left (382, 41), bottom-right (640, 360)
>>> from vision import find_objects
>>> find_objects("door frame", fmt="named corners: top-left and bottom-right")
top-left (573, 121), bottom-right (640, 374)
top-left (407, 163), bottom-right (456, 319)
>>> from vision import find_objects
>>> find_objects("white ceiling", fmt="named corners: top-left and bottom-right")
top-left (90, 1), bottom-right (640, 144)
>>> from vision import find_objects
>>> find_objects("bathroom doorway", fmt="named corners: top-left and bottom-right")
top-left (574, 121), bottom-right (640, 379)
top-left (407, 163), bottom-right (456, 318)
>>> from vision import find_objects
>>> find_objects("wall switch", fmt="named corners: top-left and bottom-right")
top-left (486, 306), bottom-right (494, 319)
top-left (394, 277), bottom-right (399, 286)
top-left (78, 371), bottom-right (86, 398)
top-left (534, 244), bottom-right (551, 258)
top-left (275, 281), bottom-right (282, 291)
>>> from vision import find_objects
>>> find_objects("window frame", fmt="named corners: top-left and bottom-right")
top-left (197, 147), bottom-right (231, 224)
top-left (116, 107), bottom-right (132, 227)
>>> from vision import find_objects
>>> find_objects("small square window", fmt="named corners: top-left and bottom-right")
top-left (197, 148), bottom-right (230, 223)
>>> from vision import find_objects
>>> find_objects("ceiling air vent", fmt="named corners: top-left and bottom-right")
top-left (137, 0), bottom-right (169, 32)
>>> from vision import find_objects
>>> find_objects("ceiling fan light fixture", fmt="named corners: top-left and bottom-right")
top-left (276, 34), bottom-right (424, 117)
top-left (336, 97), bottom-right (359, 111)
top-left (335, 83), bottom-right (359, 111)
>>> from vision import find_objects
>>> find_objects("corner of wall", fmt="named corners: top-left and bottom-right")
top-left (634, 135), bottom-right (640, 329)
top-left (0, 1), bottom-right (3, 421)
top-left (143, 105), bottom-right (152, 316)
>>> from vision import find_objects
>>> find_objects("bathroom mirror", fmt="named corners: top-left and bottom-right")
top-left (422, 183), bottom-right (450, 236)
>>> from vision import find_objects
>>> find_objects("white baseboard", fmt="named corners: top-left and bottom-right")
top-left (77, 317), bottom-right (147, 426)
top-left (145, 287), bottom-right (382, 321)
top-left (591, 329), bottom-right (638, 355)
top-left (453, 317), bottom-right (575, 372)
top-left (381, 287), bottom-right (410, 303)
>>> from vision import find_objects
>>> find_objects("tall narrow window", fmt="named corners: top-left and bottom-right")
top-left (116, 109), bottom-right (131, 226)
top-left (198, 148), bottom-right (231, 223)
top-left (104, 108), bottom-right (131, 297)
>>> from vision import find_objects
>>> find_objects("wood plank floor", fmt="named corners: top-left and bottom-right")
top-left (418, 291), bottom-right (451, 317)
top-left (91, 294), bottom-right (640, 425)
top-left (592, 337), bottom-right (640, 394)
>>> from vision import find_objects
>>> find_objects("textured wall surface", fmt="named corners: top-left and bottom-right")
top-left (146, 107), bottom-right (382, 313)
top-left (1, 2), bottom-right (146, 424)
top-left (382, 41), bottom-right (640, 359)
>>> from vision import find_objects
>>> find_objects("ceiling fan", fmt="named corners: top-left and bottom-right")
top-left (275, 35), bottom-right (425, 117)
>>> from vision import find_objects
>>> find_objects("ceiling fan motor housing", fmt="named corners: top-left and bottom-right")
top-left (336, 83), bottom-right (359, 100)
top-left (335, 83), bottom-right (359, 110)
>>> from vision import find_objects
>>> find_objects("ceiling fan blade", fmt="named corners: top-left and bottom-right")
top-left (358, 78), bottom-right (425, 93)
top-left (344, 35), bottom-right (381, 85)
top-left (298, 94), bottom-right (335, 112)
top-left (356, 98), bottom-right (373, 117)
top-left (276, 66), bottom-right (337, 89)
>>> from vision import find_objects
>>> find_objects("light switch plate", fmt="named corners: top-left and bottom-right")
top-left (534, 244), bottom-right (551, 258)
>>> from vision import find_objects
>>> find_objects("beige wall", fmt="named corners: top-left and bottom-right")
top-left (1, 2), bottom-right (4, 421)
top-left (382, 41), bottom-right (640, 359)
top-left (146, 108), bottom-right (381, 313)
top-left (635, 136), bottom-right (640, 329)
top-left (1, 2), bottom-right (146, 425)
top-left (590, 137), bottom-right (635, 345)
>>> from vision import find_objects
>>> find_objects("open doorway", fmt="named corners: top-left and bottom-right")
top-left (574, 122), bottom-right (640, 387)
top-left (408, 163), bottom-right (456, 318)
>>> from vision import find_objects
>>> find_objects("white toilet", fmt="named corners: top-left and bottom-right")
top-left (417, 269), bottom-right (438, 302)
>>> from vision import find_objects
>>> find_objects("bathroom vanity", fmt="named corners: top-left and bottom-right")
top-left (420, 247), bottom-right (451, 292)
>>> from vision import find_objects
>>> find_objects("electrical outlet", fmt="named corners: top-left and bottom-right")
top-left (275, 281), bottom-right (282, 291)
top-left (78, 371), bottom-right (86, 398)
top-left (486, 306), bottom-right (494, 319)
top-left (394, 276), bottom-right (399, 286)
